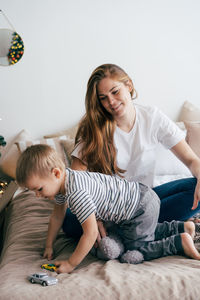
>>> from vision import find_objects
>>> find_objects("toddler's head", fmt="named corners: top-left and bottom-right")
top-left (16, 144), bottom-right (65, 198)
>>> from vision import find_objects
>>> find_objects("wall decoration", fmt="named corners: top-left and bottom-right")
top-left (0, 9), bottom-right (24, 66)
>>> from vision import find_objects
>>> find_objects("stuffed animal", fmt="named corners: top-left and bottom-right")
top-left (91, 222), bottom-right (144, 264)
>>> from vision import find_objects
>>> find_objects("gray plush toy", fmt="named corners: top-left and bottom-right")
top-left (91, 222), bottom-right (144, 264)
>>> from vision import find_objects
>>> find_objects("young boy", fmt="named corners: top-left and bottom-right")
top-left (16, 144), bottom-right (200, 274)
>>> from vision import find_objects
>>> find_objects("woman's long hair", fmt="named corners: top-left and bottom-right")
top-left (75, 64), bottom-right (136, 176)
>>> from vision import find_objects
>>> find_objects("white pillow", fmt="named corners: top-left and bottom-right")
top-left (155, 121), bottom-right (191, 176)
top-left (44, 125), bottom-right (77, 166)
top-left (153, 174), bottom-right (192, 187)
top-left (155, 143), bottom-right (192, 176)
top-left (16, 135), bottom-right (70, 167)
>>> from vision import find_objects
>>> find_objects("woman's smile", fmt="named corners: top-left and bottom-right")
top-left (111, 103), bottom-right (122, 112)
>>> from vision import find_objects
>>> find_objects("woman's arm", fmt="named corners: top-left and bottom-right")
top-left (43, 203), bottom-right (66, 260)
top-left (55, 213), bottom-right (98, 273)
top-left (171, 139), bottom-right (200, 209)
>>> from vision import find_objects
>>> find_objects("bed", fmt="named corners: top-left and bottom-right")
top-left (1, 101), bottom-right (200, 300)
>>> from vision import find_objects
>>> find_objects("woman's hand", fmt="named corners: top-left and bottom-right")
top-left (171, 140), bottom-right (200, 211)
top-left (43, 247), bottom-right (53, 260)
top-left (192, 179), bottom-right (200, 210)
top-left (54, 260), bottom-right (75, 274)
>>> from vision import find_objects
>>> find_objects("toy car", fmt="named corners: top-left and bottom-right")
top-left (41, 263), bottom-right (57, 272)
top-left (27, 272), bottom-right (58, 286)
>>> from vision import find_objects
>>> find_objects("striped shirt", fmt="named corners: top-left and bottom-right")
top-left (55, 168), bottom-right (140, 224)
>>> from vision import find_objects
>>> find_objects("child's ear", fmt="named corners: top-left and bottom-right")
top-left (52, 168), bottom-right (61, 179)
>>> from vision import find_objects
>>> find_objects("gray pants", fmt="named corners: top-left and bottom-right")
top-left (118, 184), bottom-right (184, 261)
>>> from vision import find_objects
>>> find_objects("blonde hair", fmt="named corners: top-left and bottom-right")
top-left (75, 63), bottom-right (137, 176)
top-left (16, 144), bottom-right (65, 186)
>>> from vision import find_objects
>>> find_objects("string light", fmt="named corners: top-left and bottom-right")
top-left (0, 181), bottom-right (8, 194)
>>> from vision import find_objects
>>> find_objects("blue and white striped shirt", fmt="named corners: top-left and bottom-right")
top-left (55, 168), bottom-right (140, 224)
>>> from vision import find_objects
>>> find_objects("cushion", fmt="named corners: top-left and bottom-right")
top-left (155, 122), bottom-right (191, 176)
top-left (60, 137), bottom-right (75, 165)
top-left (44, 124), bottom-right (77, 165)
top-left (44, 124), bottom-right (78, 139)
top-left (184, 121), bottom-right (200, 157)
top-left (178, 101), bottom-right (200, 122)
top-left (0, 129), bottom-right (32, 179)
top-left (155, 143), bottom-right (192, 176)
top-left (0, 126), bottom-right (77, 179)
top-left (16, 135), bottom-right (70, 167)
top-left (176, 121), bottom-right (186, 131)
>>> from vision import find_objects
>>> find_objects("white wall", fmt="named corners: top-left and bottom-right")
top-left (1, 0), bottom-right (200, 145)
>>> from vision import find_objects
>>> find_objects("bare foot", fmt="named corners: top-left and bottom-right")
top-left (181, 232), bottom-right (200, 260)
top-left (184, 221), bottom-right (195, 239)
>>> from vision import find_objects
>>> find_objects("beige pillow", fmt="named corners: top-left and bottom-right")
top-left (16, 135), bottom-right (70, 167)
top-left (60, 137), bottom-right (75, 165)
top-left (184, 122), bottom-right (200, 157)
top-left (44, 124), bottom-right (78, 139)
top-left (0, 129), bottom-right (32, 178)
top-left (178, 101), bottom-right (200, 122)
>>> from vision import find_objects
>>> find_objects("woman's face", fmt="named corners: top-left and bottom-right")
top-left (97, 77), bottom-right (132, 119)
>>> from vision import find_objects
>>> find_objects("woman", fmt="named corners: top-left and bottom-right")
top-left (63, 63), bottom-right (200, 240)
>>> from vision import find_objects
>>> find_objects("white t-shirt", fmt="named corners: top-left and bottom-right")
top-left (72, 104), bottom-right (185, 187)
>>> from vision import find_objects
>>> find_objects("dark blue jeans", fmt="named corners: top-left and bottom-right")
top-left (62, 177), bottom-right (199, 239)
top-left (153, 177), bottom-right (198, 222)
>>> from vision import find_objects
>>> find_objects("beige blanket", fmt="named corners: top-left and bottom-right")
top-left (1, 190), bottom-right (200, 300)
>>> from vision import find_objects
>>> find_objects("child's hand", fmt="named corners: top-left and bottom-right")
top-left (43, 247), bottom-right (53, 260)
top-left (94, 220), bottom-right (107, 248)
top-left (54, 260), bottom-right (75, 274)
